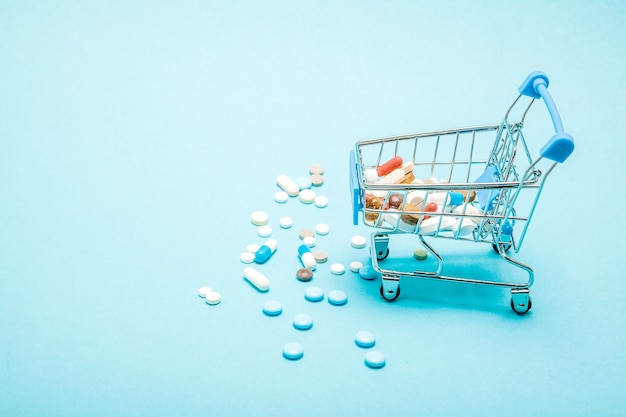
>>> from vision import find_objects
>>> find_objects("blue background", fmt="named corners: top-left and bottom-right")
top-left (1, 1), bottom-right (625, 416)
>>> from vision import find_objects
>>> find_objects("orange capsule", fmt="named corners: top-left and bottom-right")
top-left (376, 156), bottom-right (403, 176)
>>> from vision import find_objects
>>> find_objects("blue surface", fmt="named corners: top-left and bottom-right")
top-left (2, 1), bottom-right (626, 416)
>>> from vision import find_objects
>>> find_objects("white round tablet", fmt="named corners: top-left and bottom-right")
top-left (251, 211), bottom-right (269, 226)
top-left (240, 252), bottom-right (255, 264)
top-left (246, 243), bottom-right (260, 253)
top-left (274, 191), bottom-right (289, 203)
top-left (279, 216), bottom-right (293, 229)
top-left (299, 189), bottom-right (316, 204)
top-left (198, 286), bottom-right (212, 298)
top-left (351, 235), bottom-right (367, 249)
top-left (205, 291), bottom-right (221, 305)
top-left (257, 225), bottom-right (272, 237)
top-left (349, 261), bottom-right (363, 273)
top-left (303, 236), bottom-right (316, 247)
top-left (314, 195), bottom-right (328, 208)
top-left (315, 223), bottom-right (330, 235)
top-left (330, 263), bottom-right (345, 275)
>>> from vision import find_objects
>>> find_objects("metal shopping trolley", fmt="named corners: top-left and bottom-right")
top-left (349, 71), bottom-right (574, 314)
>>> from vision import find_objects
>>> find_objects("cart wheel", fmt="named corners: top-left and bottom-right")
top-left (510, 296), bottom-right (532, 315)
top-left (376, 248), bottom-right (390, 260)
top-left (379, 283), bottom-right (400, 301)
top-left (492, 243), bottom-right (511, 253)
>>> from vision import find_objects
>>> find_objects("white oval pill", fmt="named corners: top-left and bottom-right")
top-left (315, 223), bottom-right (330, 235)
top-left (299, 189), bottom-right (316, 204)
top-left (240, 252), bottom-right (255, 264)
top-left (351, 235), bottom-right (367, 249)
top-left (243, 266), bottom-right (270, 291)
top-left (277, 174), bottom-right (300, 197)
top-left (314, 196), bottom-right (328, 208)
top-left (251, 211), bottom-right (269, 226)
top-left (330, 263), bottom-right (345, 275)
top-left (198, 286), bottom-right (212, 298)
top-left (257, 225), bottom-right (272, 238)
top-left (205, 291), bottom-right (221, 305)
top-left (274, 191), bottom-right (289, 203)
top-left (279, 216), bottom-right (293, 229)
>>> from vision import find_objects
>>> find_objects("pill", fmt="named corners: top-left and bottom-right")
top-left (309, 164), bottom-right (324, 175)
top-left (276, 174), bottom-right (300, 197)
top-left (400, 161), bottom-right (414, 174)
top-left (303, 236), bottom-right (316, 247)
top-left (299, 189), bottom-right (316, 204)
top-left (279, 216), bottom-right (293, 229)
top-left (359, 264), bottom-right (381, 280)
top-left (304, 286), bottom-right (324, 302)
top-left (243, 266), bottom-right (270, 291)
top-left (376, 156), bottom-right (403, 176)
top-left (299, 228), bottom-right (315, 239)
top-left (255, 238), bottom-right (278, 263)
top-left (283, 342), bottom-right (304, 360)
top-left (349, 261), bottom-right (363, 272)
top-left (314, 195), bottom-right (329, 208)
top-left (310, 173), bottom-right (324, 186)
top-left (355, 331), bottom-right (376, 348)
top-left (205, 291), bottom-right (221, 305)
top-left (313, 250), bottom-right (328, 263)
top-left (351, 235), bottom-right (367, 249)
top-left (198, 286), bottom-right (212, 298)
top-left (246, 243), bottom-right (260, 253)
top-left (330, 263), bottom-right (345, 275)
top-left (423, 202), bottom-right (438, 218)
top-left (240, 251), bottom-right (255, 263)
top-left (364, 351), bottom-right (386, 368)
top-left (293, 313), bottom-right (313, 330)
top-left (427, 192), bottom-right (463, 207)
top-left (452, 203), bottom-right (484, 223)
top-left (413, 248), bottom-right (428, 260)
top-left (377, 168), bottom-right (406, 185)
top-left (296, 268), bottom-right (314, 282)
top-left (315, 223), bottom-right (330, 235)
top-left (298, 244), bottom-right (317, 270)
top-left (251, 211), bottom-right (269, 226)
top-left (328, 290), bottom-right (348, 305)
top-left (364, 169), bottom-right (378, 184)
top-left (257, 225), bottom-right (272, 237)
top-left (274, 191), bottom-right (289, 203)
top-left (296, 176), bottom-right (312, 190)
top-left (417, 217), bottom-right (442, 234)
top-left (451, 218), bottom-right (476, 236)
top-left (262, 300), bottom-right (283, 316)
top-left (459, 189), bottom-right (476, 202)
top-left (388, 193), bottom-right (404, 209)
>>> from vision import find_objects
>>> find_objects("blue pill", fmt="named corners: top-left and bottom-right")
top-left (328, 290), bottom-right (348, 306)
top-left (359, 264), bottom-right (381, 280)
top-left (293, 313), bottom-right (313, 330)
top-left (364, 351), bottom-right (386, 368)
top-left (355, 330), bottom-right (376, 348)
top-left (283, 342), bottom-right (304, 360)
top-left (304, 286), bottom-right (324, 302)
top-left (262, 300), bottom-right (283, 316)
top-left (295, 176), bottom-right (312, 190)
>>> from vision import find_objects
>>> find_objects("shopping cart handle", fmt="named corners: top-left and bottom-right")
top-left (518, 71), bottom-right (574, 163)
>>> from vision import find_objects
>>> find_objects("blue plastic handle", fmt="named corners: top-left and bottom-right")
top-left (350, 150), bottom-right (362, 225)
top-left (518, 71), bottom-right (574, 163)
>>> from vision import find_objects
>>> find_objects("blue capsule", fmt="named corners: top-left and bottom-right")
top-left (255, 239), bottom-right (277, 264)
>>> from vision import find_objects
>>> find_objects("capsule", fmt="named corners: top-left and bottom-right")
top-left (376, 156), bottom-right (403, 177)
top-left (243, 266), bottom-right (270, 291)
top-left (254, 239), bottom-right (277, 264)
top-left (298, 244), bottom-right (317, 270)
top-left (276, 174), bottom-right (300, 197)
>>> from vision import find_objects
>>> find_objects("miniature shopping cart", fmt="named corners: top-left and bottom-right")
top-left (350, 71), bottom-right (574, 314)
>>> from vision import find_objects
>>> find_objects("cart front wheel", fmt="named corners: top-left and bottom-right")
top-left (380, 282), bottom-right (400, 301)
top-left (376, 248), bottom-right (390, 260)
top-left (492, 243), bottom-right (512, 253)
top-left (510, 296), bottom-right (532, 315)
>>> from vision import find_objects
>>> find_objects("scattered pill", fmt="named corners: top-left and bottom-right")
top-left (310, 173), bottom-right (324, 186)
top-left (330, 263), bottom-right (345, 275)
top-left (263, 300), bottom-right (283, 316)
top-left (299, 228), bottom-right (315, 239)
top-left (198, 286), bottom-right (212, 298)
top-left (355, 331), bottom-right (376, 348)
top-left (296, 176), bottom-right (312, 190)
top-left (276, 174), bottom-right (300, 197)
top-left (328, 290), bottom-right (348, 305)
top-left (274, 191), bottom-right (289, 203)
top-left (349, 261), bottom-right (363, 273)
top-left (296, 268), bottom-right (314, 282)
top-left (364, 351), bottom-right (386, 368)
top-left (279, 216), bottom-right (293, 229)
top-left (282, 342), bottom-right (304, 360)
top-left (303, 236), bottom-right (316, 247)
top-left (309, 164), bottom-right (324, 175)
top-left (304, 286), bottom-right (324, 302)
top-left (246, 243), bottom-right (260, 253)
top-left (313, 250), bottom-right (328, 263)
top-left (240, 252), bottom-right (255, 264)
top-left (359, 264), bottom-right (381, 280)
top-left (315, 223), bottom-right (330, 235)
top-left (205, 291), bottom-right (221, 305)
top-left (257, 226), bottom-right (272, 238)
top-left (255, 238), bottom-right (277, 263)
top-left (351, 235), bottom-right (367, 249)
top-left (292, 313), bottom-right (313, 330)
top-left (298, 244), bottom-right (317, 270)
top-left (243, 266), bottom-right (270, 292)
top-left (376, 156), bottom-right (403, 177)
top-left (314, 195), bottom-right (328, 208)
top-left (299, 189), bottom-right (316, 204)
top-left (413, 248), bottom-right (428, 260)
top-left (251, 211), bottom-right (269, 226)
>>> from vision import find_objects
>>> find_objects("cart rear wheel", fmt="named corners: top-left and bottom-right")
top-left (380, 283), bottom-right (400, 301)
top-left (492, 243), bottom-right (512, 253)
